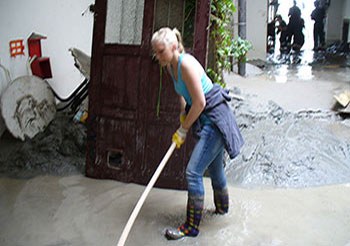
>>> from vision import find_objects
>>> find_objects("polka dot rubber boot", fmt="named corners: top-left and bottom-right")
top-left (165, 196), bottom-right (204, 240)
top-left (214, 187), bottom-right (229, 214)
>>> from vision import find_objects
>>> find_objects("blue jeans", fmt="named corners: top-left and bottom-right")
top-left (186, 124), bottom-right (227, 197)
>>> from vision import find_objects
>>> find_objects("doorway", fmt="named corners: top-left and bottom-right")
top-left (86, 0), bottom-right (211, 190)
top-left (268, 0), bottom-right (317, 64)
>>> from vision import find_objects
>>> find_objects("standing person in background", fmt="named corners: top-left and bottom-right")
top-left (151, 27), bottom-right (244, 240)
top-left (275, 15), bottom-right (288, 53)
top-left (286, 0), bottom-right (302, 50)
top-left (311, 0), bottom-right (326, 50)
top-left (292, 18), bottom-right (305, 52)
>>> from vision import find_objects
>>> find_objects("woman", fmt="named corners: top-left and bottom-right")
top-left (151, 27), bottom-right (244, 240)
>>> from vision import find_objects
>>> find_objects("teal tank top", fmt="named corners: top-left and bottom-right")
top-left (170, 54), bottom-right (213, 124)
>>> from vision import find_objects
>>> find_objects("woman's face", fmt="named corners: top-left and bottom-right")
top-left (152, 41), bottom-right (174, 66)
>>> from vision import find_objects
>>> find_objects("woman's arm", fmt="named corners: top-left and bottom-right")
top-left (178, 95), bottom-right (186, 112)
top-left (180, 58), bottom-right (206, 130)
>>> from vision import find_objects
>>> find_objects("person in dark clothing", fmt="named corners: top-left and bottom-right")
top-left (275, 15), bottom-right (288, 52)
top-left (311, 0), bottom-right (326, 50)
top-left (267, 19), bottom-right (276, 53)
top-left (292, 18), bottom-right (305, 51)
top-left (268, 19), bottom-right (276, 41)
top-left (286, 0), bottom-right (302, 47)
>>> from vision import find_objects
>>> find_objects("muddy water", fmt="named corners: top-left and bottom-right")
top-left (262, 64), bottom-right (350, 84)
top-left (1, 175), bottom-right (350, 246)
top-left (264, 48), bottom-right (350, 83)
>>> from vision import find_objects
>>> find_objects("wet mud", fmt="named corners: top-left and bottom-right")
top-left (1, 175), bottom-right (349, 246)
top-left (1, 87), bottom-right (349, 189)
top-left (0, 112), bottom-right (86, 178)
top-left (226, 87), bottom-right (350, 188)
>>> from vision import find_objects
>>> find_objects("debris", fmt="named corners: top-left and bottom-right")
top-left (68, 47), bottom-right (91, 80)
top-left (73, 107), bottom-right (88, 123)
top-left (0, 75), bottom-right (56, 141)
top-left (67, 47), bottom-right (90, 121)
top-left (334, 90), bottom-right (350, 107)
top-left (53, 48), bottom-right (90, 116)
top-left (339, 103), bottom-right (350, 114)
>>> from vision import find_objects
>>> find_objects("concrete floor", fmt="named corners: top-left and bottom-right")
top-left (1, 176), bottom-right (350, 246)
top-left (1, 58), bottom-right (350, 246)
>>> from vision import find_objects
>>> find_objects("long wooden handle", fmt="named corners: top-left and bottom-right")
top-left (117, 142), bottom-right (177, 246)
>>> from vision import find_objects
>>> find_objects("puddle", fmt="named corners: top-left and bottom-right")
top-left (260, 43), bottom-right (350, 83)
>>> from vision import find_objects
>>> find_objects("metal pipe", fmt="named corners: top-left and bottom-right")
top-left (238, 0), bottom-right (247, 76)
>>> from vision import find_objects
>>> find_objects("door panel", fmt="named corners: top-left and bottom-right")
top-left (101, 55), bottom-right (140, 110)
top-left (87, 0), bottom-right (211, 190)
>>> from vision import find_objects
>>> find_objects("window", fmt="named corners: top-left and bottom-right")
top-left (154, 0), bottom-right (196, 49)
top-left (105, 0), bottom-right (145, 45)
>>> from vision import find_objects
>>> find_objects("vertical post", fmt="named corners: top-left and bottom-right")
top-left (193, 0), bottom-right (212, 68)
top-left (238, 0), bottom-right (246, 76)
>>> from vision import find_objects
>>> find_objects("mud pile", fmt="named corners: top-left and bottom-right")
top-left (226, 87), bottom-right (350, 188)
top-left (0, 112), bottom-right (86, 178)
top-left (1, 89), bottom-right (350, 188)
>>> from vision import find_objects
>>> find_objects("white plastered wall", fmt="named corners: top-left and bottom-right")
top-left (344, 0), bottom-right (350, 42)
top-left (325, 0), bottom-right (345, 44)
top-left (0, 0), bottom-right (94, 99)
top-left (246, 0), bottom-right (268, 60)
top-left (232, 0), bottom-right (267, 61)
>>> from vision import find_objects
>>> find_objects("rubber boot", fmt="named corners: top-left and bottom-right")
top-left (165, 196), bottom-right (204, 240)
top-left (214, 187), bottom-right (229, 214)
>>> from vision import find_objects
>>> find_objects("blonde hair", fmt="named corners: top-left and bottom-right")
top-left (151, 27), bottom-right (185, 53)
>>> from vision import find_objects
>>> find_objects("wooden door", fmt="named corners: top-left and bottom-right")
top-left (86, 0), bottom-right (211, 190)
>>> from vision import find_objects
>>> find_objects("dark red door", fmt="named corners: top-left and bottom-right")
top-left (86, 0), bottom-right (211, 190)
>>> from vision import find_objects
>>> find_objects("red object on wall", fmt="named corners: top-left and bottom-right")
top-left (30, 57), bottom-right (52, 79)
top-left (27, 33), bottom-right (52, 79)
top-left (9, 40), bottom-right (25, 57)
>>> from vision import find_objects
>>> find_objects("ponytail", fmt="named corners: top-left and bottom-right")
top-left (151, 27), bottom-right (185, 54)
top-left (172, 28), bottom-right (185, 54)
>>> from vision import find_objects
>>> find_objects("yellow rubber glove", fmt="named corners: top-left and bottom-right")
top-left (172, 126), bottom-right (188, 149)
top-left (180, 112), bottom-right (186, 125)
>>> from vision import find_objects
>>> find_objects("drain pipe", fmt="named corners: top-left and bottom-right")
top-left (238, 0), bottom-right (246, 76)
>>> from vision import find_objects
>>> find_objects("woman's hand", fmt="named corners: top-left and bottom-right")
top-left (172, 126), bottom-right (188, 149)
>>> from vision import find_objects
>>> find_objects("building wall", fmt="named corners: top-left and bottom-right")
top-left (0, 0), bottom-right (94, 98)
top-left (232, 0), bottom-right (267, 60)
top-left (345, 0), bottom-right (350, 19)
top-left (325, 0), bottom-right (345, 43)
top-left (344, 0), bottom-right (350, 42)
top-left (246, 0), bottom-right (268, 60)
